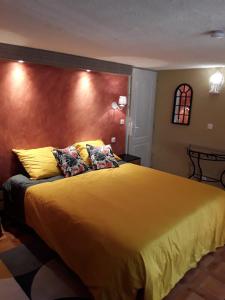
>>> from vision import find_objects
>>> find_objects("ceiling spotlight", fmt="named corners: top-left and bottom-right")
top-left (211, 30), bottom-right (225, 39)
top-left (18, 60), bottom-right (24, 63)
top-left (86, 69), bottom-right (91, 72)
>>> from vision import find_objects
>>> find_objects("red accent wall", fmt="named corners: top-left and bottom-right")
top-left (0, 61), bottom-right (128, 184)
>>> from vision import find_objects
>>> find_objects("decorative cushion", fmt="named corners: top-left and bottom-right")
top-left (52, 146), bottom-right (89, 177)
top-left (86, 144), bottom-right (119, 170)
top-left (74, 140), bottom-right (105, 166)
top-left (13, 147), bottom-right (61, 179)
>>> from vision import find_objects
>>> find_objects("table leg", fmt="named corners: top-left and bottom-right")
top-left (220, 170), bottom-right (225, 188)
top-left (197, 153), bottom-right (202, 181)
top-left (188, 151), bottom-right (196, 178)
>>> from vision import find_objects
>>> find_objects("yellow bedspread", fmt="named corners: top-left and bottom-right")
top-left (25, 164), bottom-right (225, 300)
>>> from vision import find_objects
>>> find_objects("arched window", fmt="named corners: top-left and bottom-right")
top-left (172, 83), bottom-right (193, 125)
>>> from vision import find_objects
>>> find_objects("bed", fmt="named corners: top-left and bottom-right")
top-left (3, 162), bottom-right (225, 300)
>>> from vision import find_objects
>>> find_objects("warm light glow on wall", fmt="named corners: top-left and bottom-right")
top-left (209, 71), bottom-right (224, 94)
top-left (0, 61), bottom-right (128, 184)
top-left (7, 62), bottom-right (29, 107)
top-left (80, 72), bottom-right (91, 90)
top-left (11, 63), bottom-right (26, 84)
top-left (73, 72), bottom-right (95, 110)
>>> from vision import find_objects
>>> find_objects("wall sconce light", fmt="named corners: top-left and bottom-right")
top-left (112, 96), bottom-right (127, 110)
top-left (209, 71), bottom-right (224, 94)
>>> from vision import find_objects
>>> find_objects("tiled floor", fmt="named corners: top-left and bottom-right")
top-left (0, 225), bottom-right (225, 300)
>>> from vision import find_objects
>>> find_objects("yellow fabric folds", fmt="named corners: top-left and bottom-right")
top-left (13, 147), bottom-right (60, 179)
top-left (25, 164), bottom-right (225, 300)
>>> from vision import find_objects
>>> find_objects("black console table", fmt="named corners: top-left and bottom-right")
top-left (187, 145), bottom-right (225, 188)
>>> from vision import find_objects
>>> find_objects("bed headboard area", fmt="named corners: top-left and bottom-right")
top-left (0, 60), bottom-right (128, 185)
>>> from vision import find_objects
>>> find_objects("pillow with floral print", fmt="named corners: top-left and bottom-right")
top-left (86, 144), bottom-right (119, 170)
top-left (52, 146), bottom-right (89, 177)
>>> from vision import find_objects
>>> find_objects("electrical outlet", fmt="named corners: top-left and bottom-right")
top-left (111, 137), bottom-right (116, 143)
top-left (120, 119), bottom-right (125, 125)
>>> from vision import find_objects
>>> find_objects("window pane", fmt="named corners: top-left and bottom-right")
top-left (179, 106), bottom-right (185, 114)
top-left (180, 85), bottom-right (185, 92)
top-left (184, 107), bottom-right (190, 115)
top-left (184, 117), bottom-right (189, 124)
top-left (175, 96), bottom-right (180, 105)
top-left (175, 106), bottom-right (179, 114)
top-left (179, 115), bottom-right (184, 123)
top-left (174, 115), bottom-right (179, 123)
top-left (187, 90), bottom-right (192, 97)
top-left (180, 97), bottom-right (186, 105)
top-left (184, 85), bottom-right (189, 92)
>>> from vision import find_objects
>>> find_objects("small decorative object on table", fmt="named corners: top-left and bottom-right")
top-left (187, 144), bottom-right (225, 188)
top-left (120, 154), bottom-right (141, 165)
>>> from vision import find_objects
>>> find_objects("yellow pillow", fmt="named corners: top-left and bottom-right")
top-left (114, 153), bottom-right (121, 161)
top-left (13, 146), bottom-right (60, 179)
top-left (75, 139), bottom-right (121, 165)
top-left (74, 140), bottom-right (105, 165)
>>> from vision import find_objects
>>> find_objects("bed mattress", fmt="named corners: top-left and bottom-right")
top-left (22, 163), bottom-right (225, 300)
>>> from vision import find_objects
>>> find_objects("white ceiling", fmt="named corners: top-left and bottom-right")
top-left (1, 0), bottom-right (225, 70)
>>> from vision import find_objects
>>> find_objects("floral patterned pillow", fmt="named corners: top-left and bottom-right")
top-left (86, 144), bottom-right (119, 170)
top-left (52, 146), bottom-right (89, 177)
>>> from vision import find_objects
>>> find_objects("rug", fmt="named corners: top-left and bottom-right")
top-left (0, 229), bottom-right (225, 300)
top-left (0, 232), bottom-right (91, 300)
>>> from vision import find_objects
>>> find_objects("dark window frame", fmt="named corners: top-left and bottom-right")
top-left (172, 83), bottom-right (193, 126)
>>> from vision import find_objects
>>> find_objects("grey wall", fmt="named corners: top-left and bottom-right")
top-left (0, 42), bottom-right (132, 75)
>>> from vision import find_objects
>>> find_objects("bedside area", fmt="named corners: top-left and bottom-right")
top-left (120, 154), bottom-right (141, 165)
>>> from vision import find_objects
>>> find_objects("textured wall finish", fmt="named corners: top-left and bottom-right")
top-left (2, 1), bottom-right (225, 69)
top-left (0, 61), bottom-right (128, 184)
